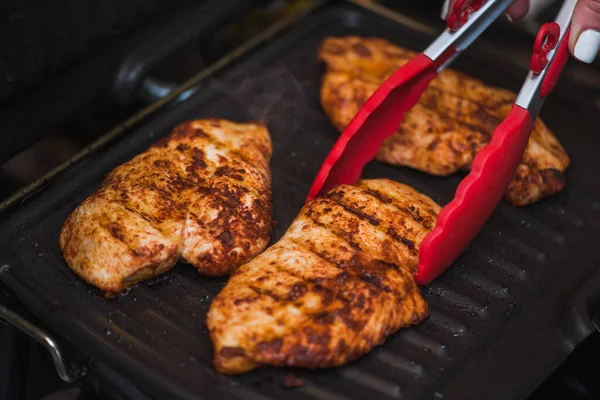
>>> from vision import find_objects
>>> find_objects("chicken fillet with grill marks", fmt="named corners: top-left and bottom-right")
top-left (59, 119), bottom-right (272, 295)
top-left (319, 36), bottom-right (570, 206)
top-left (207, 179), bottom-right (439, 374)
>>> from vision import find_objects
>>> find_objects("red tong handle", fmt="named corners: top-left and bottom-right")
top-left (448, 0), bottom-right (487, 31)
top-left (530, 22), bottom-right (560, 73)
top-left (541, 27), bottom-right (570, 97)
top-left (416, 105), bottom-right (533, 285)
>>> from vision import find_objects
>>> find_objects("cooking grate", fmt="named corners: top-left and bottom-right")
top-left (1, 2), bottom-right (600, 400)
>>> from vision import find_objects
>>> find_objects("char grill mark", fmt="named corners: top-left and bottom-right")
top-left (287, 238), bottom-right (396, 295)
top-left (172, 127), bottom-right (270, 192)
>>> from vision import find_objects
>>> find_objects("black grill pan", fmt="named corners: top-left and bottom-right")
top-left (2, 2), bottom-right (600, 399)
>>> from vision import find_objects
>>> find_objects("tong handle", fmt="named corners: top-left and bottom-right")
top-left (540, 27), bottom-right (571, 98)
top-left (424, 0), bottom-right (515, 70)
top-left (448, 0), bottom-right (488, 31)
top-left (515, 0), bottom-right (575, 117)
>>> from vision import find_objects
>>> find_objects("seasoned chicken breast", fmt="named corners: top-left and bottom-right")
top-left (319, 36), bottom-right (570, 206)
top-left (59, 119), bottom-right (272, 295)
top-left (207, 179), bottom-right (439, 374)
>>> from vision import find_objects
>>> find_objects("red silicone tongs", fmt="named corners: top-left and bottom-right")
top-left (416, 0), bottom-right (575, 284)
top-left (306, 0), bottom-right (575, 285)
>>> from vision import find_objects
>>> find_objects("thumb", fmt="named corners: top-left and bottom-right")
top-left (570, 0), bottom-right (600, 63)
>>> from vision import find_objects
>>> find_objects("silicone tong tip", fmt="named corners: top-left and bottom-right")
top-left (306, 53), bottom-right (450, 204)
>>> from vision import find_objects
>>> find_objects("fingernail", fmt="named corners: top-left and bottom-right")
top-left (574, 30), bottom-right (600, 63)
top-left (505, 12), bottom-right (513, 22)
top-left (441, 0), bottom-right (449, 20)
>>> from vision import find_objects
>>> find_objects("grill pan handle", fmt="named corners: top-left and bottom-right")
top-left (112, 0), bottom-right (267, 105)
top-left (0, 303), bottom-right (85, 383)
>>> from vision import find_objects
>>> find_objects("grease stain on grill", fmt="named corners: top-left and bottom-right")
top-left (426, 283), bottom-right (489, 319)
top-left (182, 292), bottom-right (213, 306)
top-left (144, 273), bottom-right (173, 290)
top-left (395, 330), bottom-right (449, 358)
top-left (544, 205), bottom-right (585, 228)
top-left (471, 248), bottom-right (529, 283)
top-left (490, 230), bottom-right (548, 263)
top-left (283, 373), bottom-right (306, 388)
top-left (144, 309), bottom-right (201, 340)
top-left (494, 205), bottom-right (566, 245)
top-left (425, 309), bottom-right (468, 336)
top-left (452, 269), bottom-right (512, 302)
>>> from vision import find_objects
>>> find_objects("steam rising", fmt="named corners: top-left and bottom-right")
top-left (207, 67), bottom-right (307, 138)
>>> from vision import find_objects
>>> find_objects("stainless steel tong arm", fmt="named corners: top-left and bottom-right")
top-left (424, 0), bottom-right (515, 69)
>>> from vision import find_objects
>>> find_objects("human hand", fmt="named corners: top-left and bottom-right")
top-left (440, 0), bottom-right (600, 63)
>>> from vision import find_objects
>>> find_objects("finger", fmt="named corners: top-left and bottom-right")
top-left (570, 0), bottom-right (600, 63)
top-left (441, 0), bottom-right (529, 21)
top-left (506, 0), bottom-right (530, 21)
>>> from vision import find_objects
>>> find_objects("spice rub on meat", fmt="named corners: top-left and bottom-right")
top-left (59, 119), bottom-right (272, 295)
top-left (319, 36), bottom-right (570, 206)
top-left (207, 179), bottom-right (439, 374)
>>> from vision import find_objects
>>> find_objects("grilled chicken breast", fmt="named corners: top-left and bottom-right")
top-left (207, 179), bottom-right (439, 374)
top-left (319, 36), bottom-right (570, 206)
top-left (60, 119), bottom-right (272, 295)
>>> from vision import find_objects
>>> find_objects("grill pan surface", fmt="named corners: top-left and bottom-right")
top-left (2, 2), bottom-right (600, 400)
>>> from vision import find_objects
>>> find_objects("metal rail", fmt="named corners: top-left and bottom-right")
top-left (0, 277), bottom-right (86, 382)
